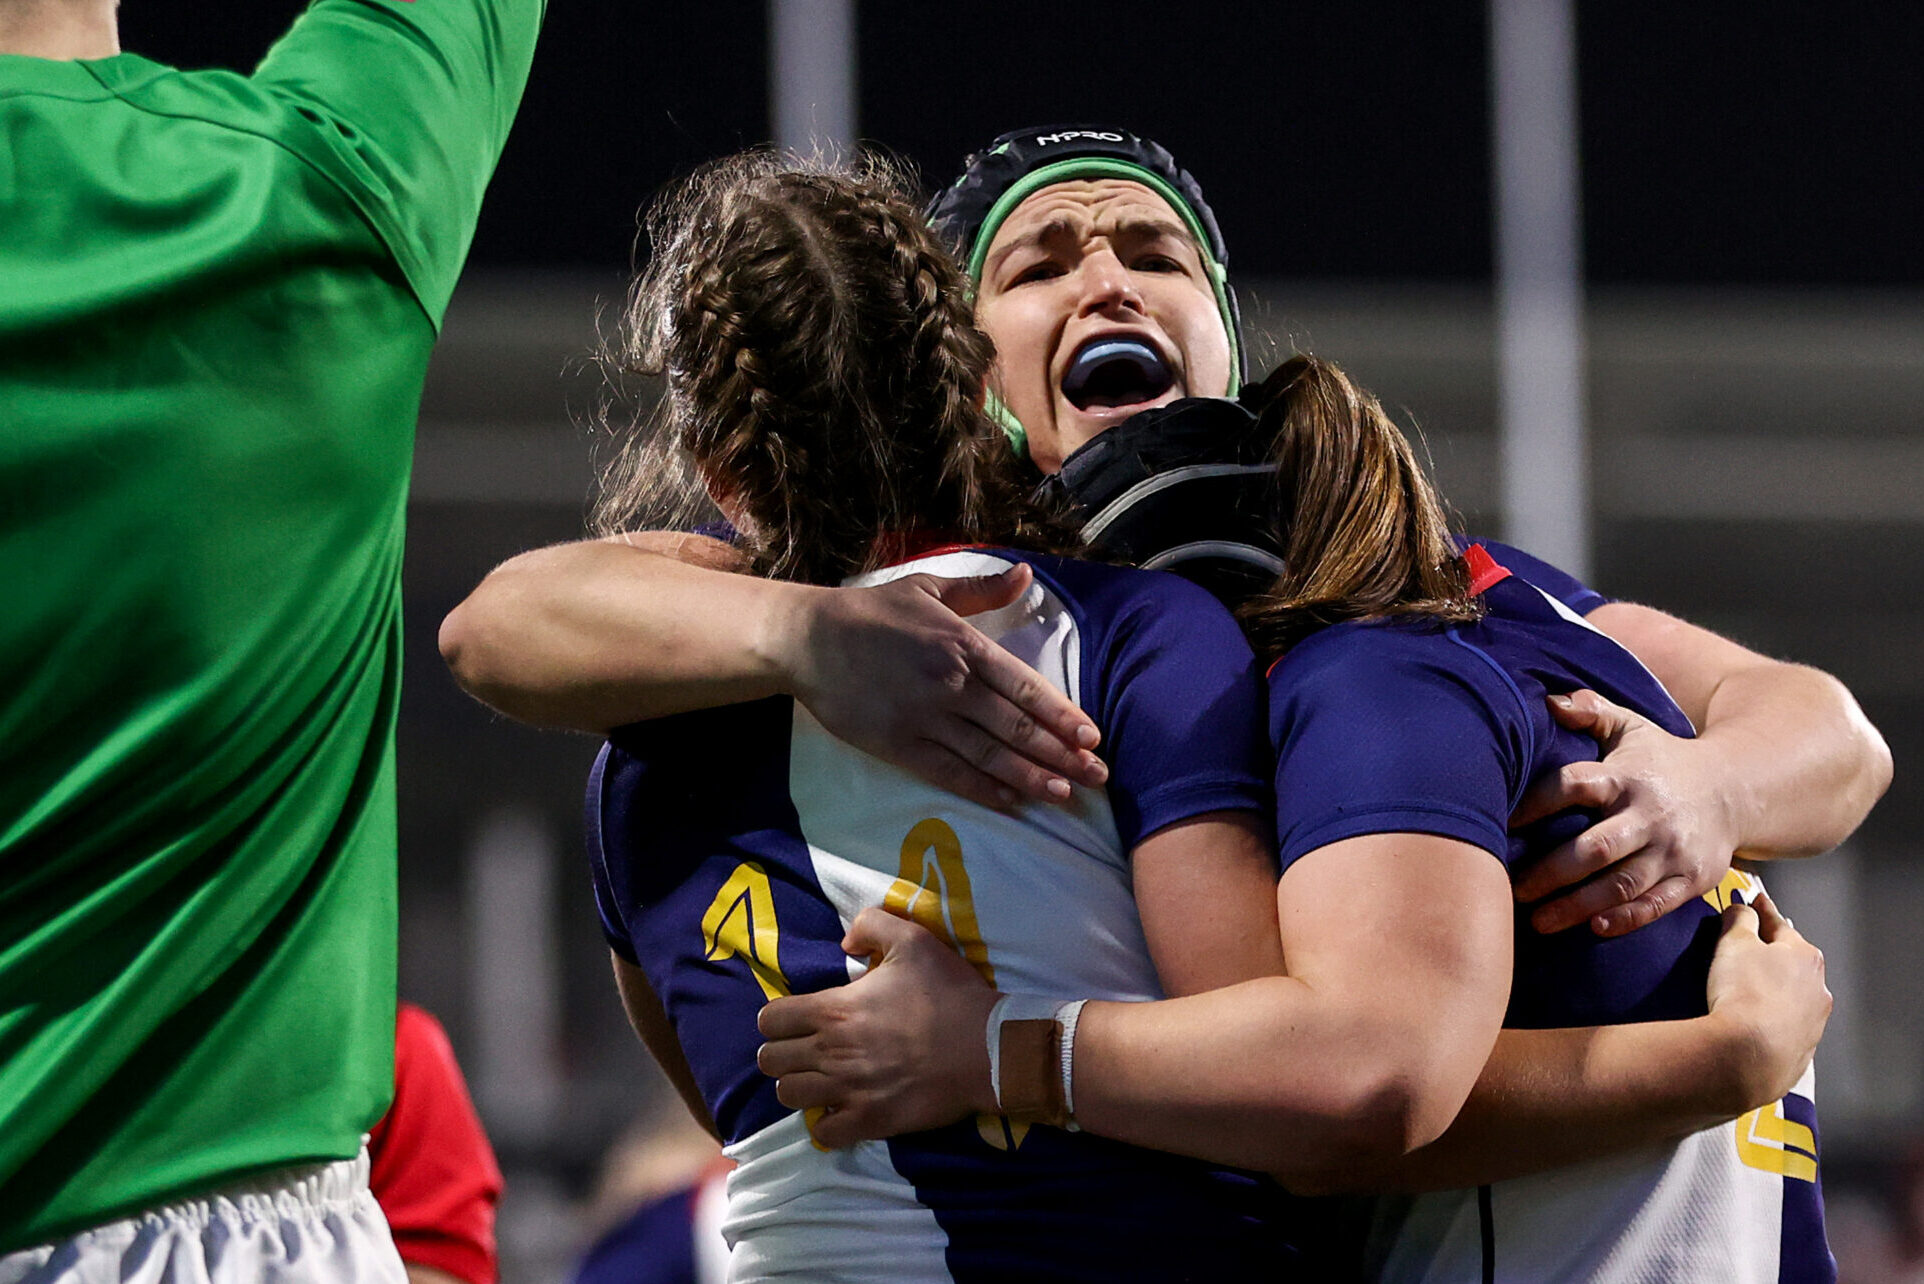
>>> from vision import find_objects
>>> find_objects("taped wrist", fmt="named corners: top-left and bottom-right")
top-left (985, 994), bottom-right (1084, 1129)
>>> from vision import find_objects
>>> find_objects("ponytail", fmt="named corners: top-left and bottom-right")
top-left (1238, 355), bottom-right (1480, 655)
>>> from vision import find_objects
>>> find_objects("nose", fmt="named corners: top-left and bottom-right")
top-left (1077, 247), bottom-right (1144, 318)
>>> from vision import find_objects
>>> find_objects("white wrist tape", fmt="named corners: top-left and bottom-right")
top-left (1056, 998), bottom-right (1088, 1131)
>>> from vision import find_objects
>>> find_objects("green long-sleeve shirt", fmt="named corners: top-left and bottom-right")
top-left (0, 0), bottom-right (542, 1247)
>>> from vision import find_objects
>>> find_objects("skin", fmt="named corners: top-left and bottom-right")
top-left (0, 0), bottom-right (119, 59)
top-left (440, 533), bottom-right (1110, 810)
top-left (974, 179), bottom-right (1234, 473)
top-left (441, 163), bottom-right (1861, 1210)
top-left (757, 892), bottom-right (1829, 1192)
top-left (443, 176), bottom-right (1888, 925)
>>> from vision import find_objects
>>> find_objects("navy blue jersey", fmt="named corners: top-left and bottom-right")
top-left (588, 547), bottom-right (1290, 1282)
top-left (1458, 535), bottom-right (1611, 616)
top-left (1267, 551), bottom-right (1832, 1282)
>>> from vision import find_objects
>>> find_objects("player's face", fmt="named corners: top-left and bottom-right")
top-left (974, 179), bottom-right (1232, 473)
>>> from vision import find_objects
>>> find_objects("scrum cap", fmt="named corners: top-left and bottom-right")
top-left (927, 126), bottom-right (1245, 395)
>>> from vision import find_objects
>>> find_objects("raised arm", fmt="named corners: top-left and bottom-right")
top-left (1514, 604), bottom-right (1891, 935)
top-left (254, 0), bottom-right (547, 323)
top-left (439, 534), bottom-right (1109, 809)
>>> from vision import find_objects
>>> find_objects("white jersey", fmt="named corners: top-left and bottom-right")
top-left (588, 547), bottom-right (1287, 1282)
top-left (1359, 880), bottom-right (1829, 1284)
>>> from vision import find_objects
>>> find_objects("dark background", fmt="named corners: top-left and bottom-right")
top-left (128, 1), bottom-right (1923, 284)
top-left (102, 5), bottom-right (1924, 1272)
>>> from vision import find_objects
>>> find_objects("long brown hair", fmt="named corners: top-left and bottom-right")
top-left (595, 150), bottom-right (1064, 585)
top-left (1238, 355), bottom-right (1481, 655)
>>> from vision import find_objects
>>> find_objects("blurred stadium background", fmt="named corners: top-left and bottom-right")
top-left (127, 1), bottom-right (1923, 1277)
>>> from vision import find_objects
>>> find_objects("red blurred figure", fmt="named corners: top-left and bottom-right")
top-left (370, 1004), bottom-right (505, 1284)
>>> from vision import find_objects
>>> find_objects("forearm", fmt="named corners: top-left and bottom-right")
top-left (613, 954), bottom-right (721, 1140)
top-left (439, 538), bottom-right (811, 733)
top-left (1589, 602), bottom-right (1891, 860)
top-left (1356, 1017), bottom-right (1753, 1194)
top-left (1070, 978), bottom-right (1476, 1178)
top-left (1696, 663), bottom-right (1891, 859)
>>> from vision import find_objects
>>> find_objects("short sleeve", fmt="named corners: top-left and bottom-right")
top-left (1460, 536), bottom-right (1611, 615)
top-left (1075, 568), bottom-right (1272, 850)
top-left (1268, 626), bottom-right (1534, 871)
top-left (252, 0), bottom-right (546, 322)
top-left (368, 1004), bottom-right (505, 1284)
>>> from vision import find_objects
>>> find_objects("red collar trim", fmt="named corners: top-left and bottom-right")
top-left (1462, 543), bottom-right (1512, 595)
top-left (871, 530), bottom-right (984, 568)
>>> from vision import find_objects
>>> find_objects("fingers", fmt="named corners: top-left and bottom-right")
top-left (772, 1070), bottom-right (841, 1112)
top-left (1514, 806), bottom-right (1642, 904)
top-left (959, 631), bottom-right (1104, 759)
top-left (1544, 689), bottom-right (1636, 742)
top-left (891, 741), bottom-right (1024, 812)
top-left (1588, 875), bottom-right (1694, 938)
top-left (756, 1031), bottom-right (818, 1080)
top-left (1510, 761), bottom-right (1621, 832)
top-left (805, 1105), bottom-right (874, 1150)
top-left (1751, 891), bottom-right (1804, 946)
top-left (758, 992), bottom-right (831, 1041)
top-left (949, 680), bottom-right (1107, 787)
top-left (927, 562), bottom-right (1032, 619)
top-left (927, 716), bottom-right (1078, 805)
top-left (1719, 898), bottom-right (1762, 941)
top-left (841, 905), bottom-right (924, 960)
top-left (1527, 848), bottom-right (1649, 934)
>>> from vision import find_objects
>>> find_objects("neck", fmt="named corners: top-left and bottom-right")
top-left (0, 0), bottom-right (119, 59)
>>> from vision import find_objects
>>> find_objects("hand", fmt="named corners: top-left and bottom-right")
top-left (775, 563), bottom-right (1108, 810)
top-left (1510, 689), bottom-right (1736, 937)
top-left (1703, 892), bottom-right (1830, 1112)
top-left (756, 908), bottom-right (1000, 1148)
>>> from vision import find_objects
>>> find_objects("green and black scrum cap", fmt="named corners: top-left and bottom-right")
top-left (927, 125), bottom-right (1246, 391)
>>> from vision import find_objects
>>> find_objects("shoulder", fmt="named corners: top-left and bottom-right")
top-left (1458, 535), bottom-right (1610, 614)
top-left (1272, 616), bottom-right (1462, 692)
top-left (1269, 617), bottom-right (1532, 742)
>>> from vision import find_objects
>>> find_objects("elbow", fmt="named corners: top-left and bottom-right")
top-left (1862, 714), bottom-right (1895, 807)
top-left (437, 599), bottom-right (493, 700)
top-left (438, 590), bottom-right (552, 726)
top-left (1270, 1068), bottom-right (1459, 1196)
top-left (1822, 667), bottom-right (1894, 835)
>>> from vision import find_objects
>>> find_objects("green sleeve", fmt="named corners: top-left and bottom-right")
top-left (251, 0), bottom-right (548, 323)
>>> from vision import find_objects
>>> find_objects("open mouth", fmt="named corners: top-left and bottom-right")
top-left (1061, 337), bottom-right (1176, 411)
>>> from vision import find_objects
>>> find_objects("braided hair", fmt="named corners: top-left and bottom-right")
top-left (597, 151), bottom-right (1065, 585)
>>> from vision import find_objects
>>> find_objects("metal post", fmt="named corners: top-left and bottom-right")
top-left (769, 0), bottom-right (857, 155)
top-left (1490, 0), bottom-right (1589, 578)
top-left (468, 806), bottom-right (562, 1146)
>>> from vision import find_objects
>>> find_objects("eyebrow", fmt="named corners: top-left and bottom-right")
top-left (983, 214), bottom-right (1203, 279)
top-left (983, 216), bottom-right (1079, 279)
top-left (1113, 216), bottom-right (1199, 251)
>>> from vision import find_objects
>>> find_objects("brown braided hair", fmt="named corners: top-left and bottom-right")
top-left (595, 150), bottom-right (1068, 585)
top-left (1238, 355), bottom-right (1482, 656)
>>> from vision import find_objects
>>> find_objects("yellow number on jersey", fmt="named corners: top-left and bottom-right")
top-left (1701, 868), bottom-right (1763, 912)
top-left (885, 817), bottom-right (997, 986)
top-left (701, 861), bottom-right (793, 1002)
top-left (883, 819), bottom-right (1032, 1150)
top-left (1736, 1099), bottom-right (1819, 1182)
top-left (699, 861), bottom-right (834, 1147)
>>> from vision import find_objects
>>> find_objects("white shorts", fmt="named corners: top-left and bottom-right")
top-left (0, 1149), bottom-right (406, 1284)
